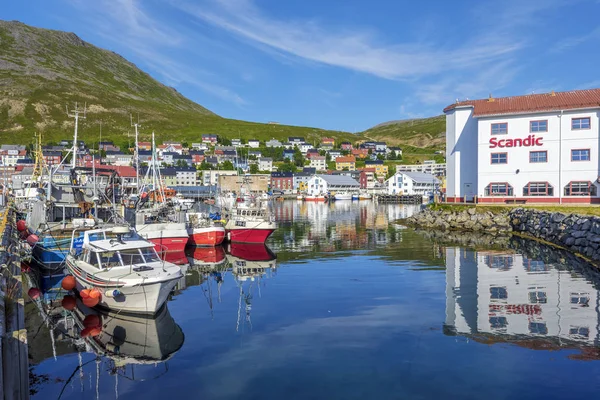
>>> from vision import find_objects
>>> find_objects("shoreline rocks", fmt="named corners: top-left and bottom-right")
top-left (403, 206), bottom-right (600, 264)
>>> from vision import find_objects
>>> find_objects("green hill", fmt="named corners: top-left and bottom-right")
top-left (361, 115), bottom-right (446, 163)
top-left (0, 20), bottom-right (360, 148)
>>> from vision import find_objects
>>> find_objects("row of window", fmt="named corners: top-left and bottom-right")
top-left (491, 149), bottom-right (590, 164)
top-left (484, 182), bottom-right (597, 196)
top-left (491, 117), bottom-right (591, 135)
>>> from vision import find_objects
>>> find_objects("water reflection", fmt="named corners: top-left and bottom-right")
top-left (270, 201), bottom-right (419, 253)
top-left (444, 239), bottom-right (600, 356)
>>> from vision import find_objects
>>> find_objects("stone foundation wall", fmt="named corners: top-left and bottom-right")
top-left (402, 207), bottom-right (511, 233)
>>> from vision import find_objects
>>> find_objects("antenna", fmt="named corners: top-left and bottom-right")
top-left (131, 113), bottom-right (141, 193)
top-left (66, 102), bottom-right (87, 169)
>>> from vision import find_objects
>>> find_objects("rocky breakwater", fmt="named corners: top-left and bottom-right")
top-left (510, 208), bottom-right (600, 262)
top-left (402, 206), bottom-right (511, 233)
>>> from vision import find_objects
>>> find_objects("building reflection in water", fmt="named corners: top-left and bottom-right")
top-left (270, 200), bottom-right (420, 252)
top-left (445, 247), bottom-right (600, 352)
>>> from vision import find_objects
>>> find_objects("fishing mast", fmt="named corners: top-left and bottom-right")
top-left (131, 114), bottom-right (140, 193)
top-left (66, 102), bottom-right (86, 169)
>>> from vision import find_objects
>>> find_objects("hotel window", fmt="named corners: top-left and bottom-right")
top-left (571, 149), bottom-right (590, 161)
top-left (569, 326), bottom-right (590, 338)
top-left (484, 183), bottom-right (513, 196)
top-left (572, 117), bottom-right (591, 130)
top-left (528, 291), bottom-right (548, 304)
top-left (530, 120), bottom-right (548, 132)
top-left (529, 151), bottom-right (547, 163)
top-left (489, 316), bottom-right (508, 330)
top-left (529, 322), bottom-right (548, 335)
top-left (564, 181), bottom-right (597, 196)
top-left (570, 292), bottom-right (590, 306)
top-left (491, 122), bottom-right (508, 135)
top-left (490, 286), bottom-right (508, 300)
top-left (523, 182), bottom-right (553, 196)
top-left (491, 153), bottom-right (507, 164)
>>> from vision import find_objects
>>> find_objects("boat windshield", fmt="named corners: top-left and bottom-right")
top-left (141, 248), bottom-right (161, 263)
top-left (95, 251), bottom-right (121, 269)
top-left (120, 249), bottom-right (146, 266)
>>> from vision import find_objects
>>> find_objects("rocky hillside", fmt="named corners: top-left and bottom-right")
top-left (0, 20), bottom-right (359, 147)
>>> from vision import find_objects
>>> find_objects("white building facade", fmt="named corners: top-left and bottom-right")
top-left (385, 171), bottom-right (439, 196)
top-left (306, 175), bottom-right (360, 196)
top-left (445, 89), bottom-right (600, 203)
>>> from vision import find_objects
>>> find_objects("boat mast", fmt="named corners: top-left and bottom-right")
top-left (66, 102), bottom-right (86, 169)
top-left (131, 114), bottom-right (140, 194)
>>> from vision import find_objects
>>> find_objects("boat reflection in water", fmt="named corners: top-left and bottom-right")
top-left (445, 245), bottom-right (600, 358)
top-left (35, 298), bottom-right (184, 398)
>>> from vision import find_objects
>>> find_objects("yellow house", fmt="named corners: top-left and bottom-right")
top-left (365, 160), bottom-right (388, 177)
top-left (335, 156), bottom-right (356, 171)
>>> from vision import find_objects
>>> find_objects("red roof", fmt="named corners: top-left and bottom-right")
top-left (98, 165), bottom-right (137, 177)
top-left (336, 156), bottom-right (355, 163)
top-left (443, 88), bottom-right (600, 117)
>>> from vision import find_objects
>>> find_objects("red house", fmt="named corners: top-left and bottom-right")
top-left (270, 172), bottom-right (294, 193)
top-left (341, 142), bottom-right (353, 150)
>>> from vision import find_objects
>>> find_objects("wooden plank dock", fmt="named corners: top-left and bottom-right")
top-left (376, 195), bottom-right (423, 204)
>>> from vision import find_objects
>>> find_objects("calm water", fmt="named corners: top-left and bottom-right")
top-left (27, 201), bottom-right (600, 399)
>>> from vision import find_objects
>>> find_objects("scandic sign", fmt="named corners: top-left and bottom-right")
top-left (489, 135), bottom-right (543, 148)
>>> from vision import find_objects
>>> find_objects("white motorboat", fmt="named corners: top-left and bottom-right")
top-left (173, 193), bottom-right (195, 210)
top-left (65, 226), bottom-right (183, 314)
top-left (333, 192), bottom-right (353, 200)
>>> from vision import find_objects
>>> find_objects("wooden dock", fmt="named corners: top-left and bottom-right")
top-left (376, 195), bottom-right (423, 204)
top-left (0, 204), bottom-right (30, 400)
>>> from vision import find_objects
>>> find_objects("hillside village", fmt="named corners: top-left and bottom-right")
top-left (0, 134), bottom-right (445, 197)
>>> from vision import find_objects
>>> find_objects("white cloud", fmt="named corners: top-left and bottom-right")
top-left (64, 0), bottom-right (247, 106)
top-left (174, 0), bottom-right (524, 81)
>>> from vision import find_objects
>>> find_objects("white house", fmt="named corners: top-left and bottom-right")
top-left (266, 139), bottom-right (283, 148)
top-left (191, 143), bottom-right (209, 151)
top-left (306, 174), bottom-right (360, 196)
top-left (201, 170), bottom-right (238, 186)
top-left (175, 167), bottom-right (198, 186)
top-left (248, 140), bottom-right (260, 148)
top-left (258, 157), bottom-right (273, 172)
top-left (309, 155), bottom-right (327, 171)
top-left (299, 143), bottom-right (312, 154)
top-left (231, 139), bottom-right (242, 147)
top-left (445, 88), bottom-right (600, 204)
top-left (385, 171), bottom-right (439, 196)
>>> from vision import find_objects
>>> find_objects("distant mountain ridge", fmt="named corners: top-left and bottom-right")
top-left (0, 20), bottom-right (359, 147)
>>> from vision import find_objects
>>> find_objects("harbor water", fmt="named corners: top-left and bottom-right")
top-left (27, 201), bottom-right (600, 399)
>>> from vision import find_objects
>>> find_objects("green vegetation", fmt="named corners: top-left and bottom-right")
top-left (0, 21), bottom-right (363, 148)
top-left (362, 115), bottom-right (445, 150)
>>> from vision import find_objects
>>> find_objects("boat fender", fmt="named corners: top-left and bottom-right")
top-left (61, 275), bottom-right (76, 290)
top-left (105, 289), bottom-right (122, 298)
top-left (26, 234), bottom-right (39, 246)
top-left (16, 220), bottom-right (27, 232)
top-left (28, 287), bottom-right (41, 300)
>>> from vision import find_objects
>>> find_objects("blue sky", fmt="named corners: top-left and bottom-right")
top-left (4, 0), bottom-right (600, 132)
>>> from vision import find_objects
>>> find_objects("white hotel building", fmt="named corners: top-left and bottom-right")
top-left (445, 89), bottom-right (600, 203)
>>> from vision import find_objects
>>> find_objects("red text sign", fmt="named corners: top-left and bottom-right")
top-left (490, 135), bottom-right (543, 148)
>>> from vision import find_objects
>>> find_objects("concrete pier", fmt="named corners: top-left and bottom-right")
top-left (0, 205), bottom-right (30, 400)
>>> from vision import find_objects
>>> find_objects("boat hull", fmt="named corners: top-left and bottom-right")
top-left (137, 223), bottom-right (188, 253)
top-left (333, 194), bottom-right (353, 200)
top-left (187, 226), bottom-right (226, 247)
top-left (68, 267), bottom-right (180, 315)
top-left (305, 196), bottom-right (326, 202)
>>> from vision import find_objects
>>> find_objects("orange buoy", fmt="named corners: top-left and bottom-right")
top-left (89, 326), bottom-right (102, 337)
top-left (81, 327), bottom-right (93, 337)
top-left (80, 288), bottom-right (91, 299)
top-left (89, 288), bottom-right (102, 299)
top-left (16, 220), bottom-right (27, 232)
top-left (61, 275), bottom-right (76, 291)
top-left (83, 296), bottom-right (100, 307)
top-left (61, 295), bottom-right (76, 310)
top-left (26, 234), bottom-right (39, 246)
top-left (83, 314), bottom-right (101, 328)
top-left (28, 287), bottom-right (41, 300)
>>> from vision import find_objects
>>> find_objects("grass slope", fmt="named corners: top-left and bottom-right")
top-left (0, 20), bottom-right (361, 148)
top-left (362, 115), bottom-right (445, 149)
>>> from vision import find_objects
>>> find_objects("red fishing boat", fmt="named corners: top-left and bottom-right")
top-left (186, 212), bottom-right (226, 246)
top-left (224, 206), bottom-right (276, 244)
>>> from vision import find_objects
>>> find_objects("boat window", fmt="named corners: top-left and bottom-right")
top-left (98, 251), bottom-right (122, 268)
top-left (141, 247), bottom-right (161, 263)
top-left (120, 249), bottom-right (145, 266)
